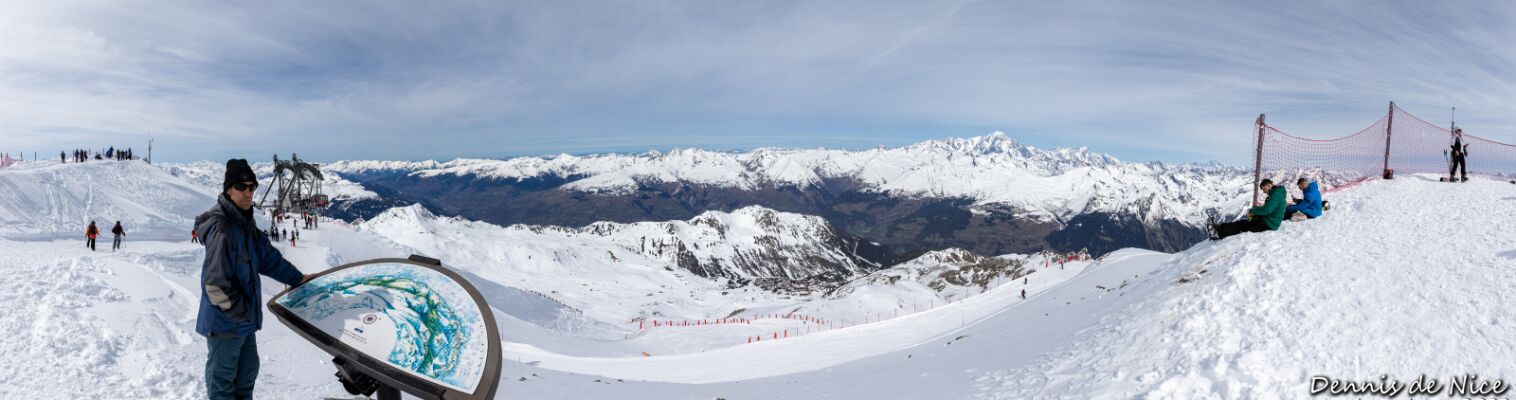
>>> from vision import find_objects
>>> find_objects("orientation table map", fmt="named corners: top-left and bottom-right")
top-left (274, 261), bottom-right (491, 394)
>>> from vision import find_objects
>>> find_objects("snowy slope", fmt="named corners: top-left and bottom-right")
top-left (327, 132), bottom-right (1252, 224)
top-left (971, 175), bottom-right (1516, 398)
top-left (0, 160), bottom-right (214, 240)
top-left (5, 155), bottom-right (1512, 399)
top-left (498, 175), bottom-right (1516, 399)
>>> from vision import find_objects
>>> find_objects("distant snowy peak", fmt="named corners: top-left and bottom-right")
top-left (328, 132), bottom-right (1251, 224)
top-left (363, 203), bottom-right (441, 234)
top-left (365, 204), bottom-right (880, 286)
top-left (325, 132), bottom-right (1133, 184)
top-left (900, 131), bottom-right (1121, 171)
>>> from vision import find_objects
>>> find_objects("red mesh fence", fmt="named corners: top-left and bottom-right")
top-left (1253, 104), bottom-right (1516, 203)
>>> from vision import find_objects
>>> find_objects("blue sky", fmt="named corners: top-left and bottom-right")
top-left (2, 1), bottom-right (1512, 165)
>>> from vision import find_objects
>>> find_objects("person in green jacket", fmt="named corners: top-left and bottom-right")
top-left (1211, 179), bottom-right (1288, 240)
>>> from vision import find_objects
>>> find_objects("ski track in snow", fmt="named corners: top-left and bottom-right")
top-left (0, 239), bottom-right (360, 399)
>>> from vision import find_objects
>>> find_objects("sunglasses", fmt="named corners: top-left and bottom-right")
top-left (231, 182), bottom-right (259, 191)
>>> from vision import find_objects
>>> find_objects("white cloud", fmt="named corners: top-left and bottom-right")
top-left (0, 0), bottom-right (1511, 164)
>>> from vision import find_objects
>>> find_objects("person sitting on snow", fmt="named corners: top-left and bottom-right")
top-left (1284, 178), bottom-right (1322, 221)
top-left (1210, 179), bottom-right (1287, 240)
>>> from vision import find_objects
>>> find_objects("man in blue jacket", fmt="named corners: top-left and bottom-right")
top-left (195, 159), bottom-right (313, 399)
top-left (1284, 178), bottom-right (1322, 220)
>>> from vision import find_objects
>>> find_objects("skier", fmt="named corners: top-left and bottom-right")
top-left (1020, 289), bottom-right (1027, 299)
top-left (1210, 179), bottom-right (1288, 240)
top-left (1450, 128), bottom-right (1469, 182)
top-left (1284, 178), bottom-right (1322, 220)
top-left (85, 221), bottom-right (99, 251)
top-left (111, 221), bottom-right (125, 251)
top-left (60, 151), bottom-right (65, 163)
top-left (191, 229), bottom-right (199, 244)
top-left (194, 159), bottom-right (314, 400)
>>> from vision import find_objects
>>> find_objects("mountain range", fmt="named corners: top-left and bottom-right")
top-left (323, 132), bottom-right (1251, 262)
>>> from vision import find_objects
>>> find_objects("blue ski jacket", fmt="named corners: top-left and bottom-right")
top-left (194, 194), bottom-right (304, 337)
top-left (1285, 181), bottom-right (1322, 218)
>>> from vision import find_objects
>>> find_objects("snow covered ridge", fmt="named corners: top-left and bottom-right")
top-left (364, 203), bottom-right (880, 286)
top-left (326, 132), bottom-right (1252, 223)
top-left (826, 248), bottom-right (1040, 301)
top-left (0, 160), bottom-right (213, 240)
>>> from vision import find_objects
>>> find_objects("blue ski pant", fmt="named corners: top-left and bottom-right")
top-left (205, 333), bottom-right (259, 400)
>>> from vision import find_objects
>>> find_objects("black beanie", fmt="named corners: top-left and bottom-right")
top-left (224, 159), bottom-right (256, 190)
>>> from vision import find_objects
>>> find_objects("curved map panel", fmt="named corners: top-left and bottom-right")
top-left (272, 259), bottom-right (495, 396)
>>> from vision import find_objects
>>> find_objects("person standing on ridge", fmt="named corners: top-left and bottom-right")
top-left (85, 221), bottom-right (99, 251)
top-left (1450, 128), bottom-right (1469, 182)
top-left (111, 221), bottom-right (125, 251)
top-left (194, 159), bottom-right (315, 400)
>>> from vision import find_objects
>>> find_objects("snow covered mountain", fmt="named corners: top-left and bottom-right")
top-left (365, 204), bottom-right (884, 290)
top-left (326, 132), bottom-right (1245, 221)
top-left (325, 132), bottom-right (1252, 259)
top-left (825, 248), bottom-right (1044, 301)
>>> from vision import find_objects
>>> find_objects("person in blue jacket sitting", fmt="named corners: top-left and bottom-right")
top-left (1285, 178), bottom-right (1322, 220)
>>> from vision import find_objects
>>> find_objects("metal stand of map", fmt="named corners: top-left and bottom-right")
top-left (376, 385), bottom-right (400, 400)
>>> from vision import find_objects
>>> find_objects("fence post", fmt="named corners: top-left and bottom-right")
top-left (1253, 114), bottom-right (1266, 205)
top-left (1382, 101), bottom-right (1396, 179)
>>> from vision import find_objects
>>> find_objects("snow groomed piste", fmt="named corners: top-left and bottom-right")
top-left (268, 255), bottom-right (502, 400)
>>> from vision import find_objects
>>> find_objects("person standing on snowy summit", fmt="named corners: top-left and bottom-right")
top-left (1284, 178), bottom-right (1322, 220)
top-left (111, 221), bottom-right (125, 251)
top-left (1210, 179), bottom-right (1288, 240)
top-left (194, 159), bottom-right (315, 400)
top-left (85, 221), bottom-right (99, 251)
top-left (1450, 128), bottom-right (1469, 182)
